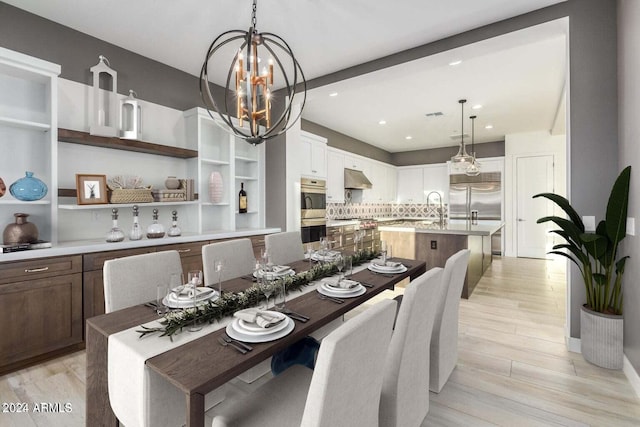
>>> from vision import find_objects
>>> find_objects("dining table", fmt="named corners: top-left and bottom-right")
top-left (85, 256), bottom-right (426, 427)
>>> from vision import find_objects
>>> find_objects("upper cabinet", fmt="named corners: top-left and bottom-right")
top-left (0, 47), bottom-right (60, 243)
top-left (396, 167), bottom-right (424, 203)
top-left (300, 131), bottom-right (327, 179)
top-left (363, 161), bottom-right (396, 203)
top-left (326, 149), bottom-right (345, 203)
top-left (422, 163), bottom-right (449, 204)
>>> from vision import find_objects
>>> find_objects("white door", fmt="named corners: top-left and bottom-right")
top-left (516, 155), bottom-right (554, 258)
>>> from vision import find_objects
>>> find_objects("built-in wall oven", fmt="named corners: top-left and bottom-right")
top-left (300, 177), bottom-right (327, 244)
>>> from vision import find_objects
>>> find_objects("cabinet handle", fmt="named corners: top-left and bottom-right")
top-left (24, 266), bottom-right (49, 273)
top-left (177, 249), bottom-right (192, 253)
top-left (312, 170), bottom-right (317, 173)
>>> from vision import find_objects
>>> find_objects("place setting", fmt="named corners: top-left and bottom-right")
top-left (226, 307), bottom-right (296, 343)
top-left (160, 271), bottom-right (220, 310)
top-left (317, 254), bottom-right (367, 300)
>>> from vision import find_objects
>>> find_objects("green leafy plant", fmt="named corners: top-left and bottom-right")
top-left (534, 166), bottom-right (631, 315)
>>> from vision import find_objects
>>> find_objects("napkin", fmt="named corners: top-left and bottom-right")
top-left (373, 261), bottom-right (402, 268)
top-left (171, 286), bottom-right (212, 299)
top-left (323, 277), bottom-right (359, 289)
top-left (272, 265), bottom-right (291, 274)
top-left (234, 308), bottom-right (284, 328)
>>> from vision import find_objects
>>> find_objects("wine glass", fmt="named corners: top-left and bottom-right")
top-left (319, 237), bottom-right (328, 256)
top-left (305, 243), bottom-right (314, 262)
top-left (187, 270), bottom-right (203, 332)
top-left (260, 273), bottom-right (275, 309)
top-left (335, 254), bottom-right (345, 283)
top-left (354, 230), bottom-right (362, 252)
top-left (214, 260), bottom-right (224, 296)
top-left (380, 241), bottom-right (388, 264)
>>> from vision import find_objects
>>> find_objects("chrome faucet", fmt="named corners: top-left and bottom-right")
top-left (426, 191), bottom-right (445, 227)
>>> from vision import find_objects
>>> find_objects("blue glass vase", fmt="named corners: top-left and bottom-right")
top-left (10, 171), bottom-right (48, 201)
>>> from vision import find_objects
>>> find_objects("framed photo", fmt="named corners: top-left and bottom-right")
top-left (76, 174), bottom-right (108, 205)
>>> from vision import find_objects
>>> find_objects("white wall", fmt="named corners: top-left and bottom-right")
top-left (504, 130), bottom-right (567, 257)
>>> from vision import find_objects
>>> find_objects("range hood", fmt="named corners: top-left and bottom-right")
top-left (344, 168), bottom-right (372, 190)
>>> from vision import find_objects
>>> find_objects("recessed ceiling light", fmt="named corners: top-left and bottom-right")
top-left (378, 120), bottom-right (386, 125)
top-left (449, 60), bottom-right (462, 66)
top-left (405, 136), bottom-right (413, 140)
top-left (472, 104), bottom-right (482, 110)
top-left (329, 92), bottom-right (338, 97)
top-left (485, 124), bottom-right (493, 129)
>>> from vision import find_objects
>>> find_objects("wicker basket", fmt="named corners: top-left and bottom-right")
top-left (108, 187), bottom-right (154, 204)
top-left (151, 189), bottom-right (187, 202)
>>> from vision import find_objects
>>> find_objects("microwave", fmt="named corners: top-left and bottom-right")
top-left (301, 177), bottom-right (326, 219)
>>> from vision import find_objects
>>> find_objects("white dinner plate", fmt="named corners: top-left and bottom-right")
top-left (163, 288), bottom-right (219, 309)
top-left (310, 251), bottom-right (340, 262)
top-left (226, 316), bottom-right (295, 343)
top-left (368, 263), bottom-right (408, 274)
top-left (236, 311), bottom-right (289, 335)
top-left (253, 268), bottom-right (295, 278)
top-left (318, 283), bottom-right (366, 298)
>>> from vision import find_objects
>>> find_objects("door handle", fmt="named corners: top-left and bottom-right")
top-left (518, 218), bottom-right (525, 222)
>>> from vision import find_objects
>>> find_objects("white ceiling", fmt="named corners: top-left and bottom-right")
top-left (5, 0), bottom-right (568, 153)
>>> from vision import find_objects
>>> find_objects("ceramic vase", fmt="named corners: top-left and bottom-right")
top-left (3, 213), bottom-right (38, 244)
top-left (209, 171), bottom-right (223, 203)
top-left (10, 171), bottom-right (48, 201)
top-left (165, 176), bottom-right (180, 190)
top-left (0, 177), bottom-right (5, 198)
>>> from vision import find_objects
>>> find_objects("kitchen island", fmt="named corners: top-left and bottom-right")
top-left (378, 220), bottom-right (504, 298)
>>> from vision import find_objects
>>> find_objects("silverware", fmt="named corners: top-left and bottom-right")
top-left (144, 302), bottom-right (158, 309)
top-left (222, 334), bottom-right (253, 351)
top-left (359, 282), bottom-right (374, 288)
top-left (218, 336), bottom-right (247, 354)
top-left (282, 309), bottom-right (310, 322)
top-left (370, 271), bottom-right (395, 277)
top-left (317, 293), bottom-right (344, 304)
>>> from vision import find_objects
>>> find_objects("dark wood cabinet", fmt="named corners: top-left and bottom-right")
top-left (0, 255), bottom-right (83, 375)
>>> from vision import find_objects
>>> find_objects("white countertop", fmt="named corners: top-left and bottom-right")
top-left (378, 220), bottom-right (504, 236)
top-left (0, 228), bottom-right (281, 262)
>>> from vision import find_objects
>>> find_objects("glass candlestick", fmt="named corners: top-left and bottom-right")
top-left (129, 204), bottom-right (143, 240)
top-left (146, 208), bottom-right (165, 239)
top-left (106, 208), bottom-right (125, 242)
top-left (167, 210), bottom-right (181, 237)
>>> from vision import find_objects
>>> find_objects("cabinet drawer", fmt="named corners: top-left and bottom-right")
top-left (156, 241), bottom-right (208, 259)
top-left (84, 247), bottom-right (156, 272)
top-left (0, 255), bottom-right (82, 284)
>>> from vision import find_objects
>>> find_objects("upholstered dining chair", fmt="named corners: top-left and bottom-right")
top-left (379, 267), bottom-right (445, 427)
top-left (202, 238), bottom-right (256, 286)
top-left (264, 230), bottom-right (304, 265)
top-left (206, 299), bottom-right (398, 427)
top-left (103, 250), bottom-right (225, 419)
top-left (429, 249), bottom-right (471, 393)
top-left (103, 250), bottom-right (183, 313)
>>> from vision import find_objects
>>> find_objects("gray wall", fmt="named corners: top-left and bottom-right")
top-left (391, 141), bottom-right (504, 166)
top-left (618, 0), bottom-right (640, 374)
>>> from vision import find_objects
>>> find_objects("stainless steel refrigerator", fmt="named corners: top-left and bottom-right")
top-left (449, 172), bottom-right (503, 253)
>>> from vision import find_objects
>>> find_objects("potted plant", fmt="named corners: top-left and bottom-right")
top-left (534, 166), bottom-right (631, 369)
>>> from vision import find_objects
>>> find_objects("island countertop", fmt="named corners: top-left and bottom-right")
top-left (378, 220), bottom-right (504, 236)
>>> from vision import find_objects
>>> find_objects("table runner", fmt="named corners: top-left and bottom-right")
top-left (108, 260), bottom-right (375, 427)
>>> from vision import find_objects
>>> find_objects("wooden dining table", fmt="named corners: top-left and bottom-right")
top-left (85, 256), bottom-right (426, 427)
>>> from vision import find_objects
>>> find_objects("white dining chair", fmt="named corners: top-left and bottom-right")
top-left (206, 299), bottom-right (397, 427)
top-left (264, 231), bottom-right (304, 265)
top-left (379, 267), bottom-right (445, 427)
top-left (429, 249), bottom-right (471, 393)
top-left (103, 250), bottom-right (226, 422)
top-left (202, 238), bottom-right (256, 286)
top-left (103, 250), bottom-right (183, 313)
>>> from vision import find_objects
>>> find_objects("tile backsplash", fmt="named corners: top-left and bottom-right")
top-left (327, 202), bottom-right (448, 220)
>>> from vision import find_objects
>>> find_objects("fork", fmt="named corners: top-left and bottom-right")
top-left (217, 336), bottom-right (247, 354)
top-left (222, 334), bottom-right (253, 351)
top-left (318, 294), bottom-right (344, 304)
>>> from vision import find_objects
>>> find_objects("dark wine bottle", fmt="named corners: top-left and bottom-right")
top-left (239, 182), bottom-right (247, 213)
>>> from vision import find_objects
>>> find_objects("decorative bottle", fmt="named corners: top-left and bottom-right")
top-left (146, 208), bottom-right (165, 238)
top-left (129, 205), bottom-right (143, 240)
top-left (167, 210), bottom-right (181, 237)
top-left (9, 171), bottom-right (48, 201)
top-left (106, 208), bottom-right (125, 242)
top-left (238, 182), bottom-right (247, 213)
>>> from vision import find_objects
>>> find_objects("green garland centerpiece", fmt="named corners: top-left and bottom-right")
top-left (138, 249), bottom-right (379, 339)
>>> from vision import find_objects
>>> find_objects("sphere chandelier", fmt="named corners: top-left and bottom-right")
top-left (199, 0), bottom-right (306, 145)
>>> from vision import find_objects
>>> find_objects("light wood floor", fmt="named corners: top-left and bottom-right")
top-left (1, 257), bottom-right (639, 426)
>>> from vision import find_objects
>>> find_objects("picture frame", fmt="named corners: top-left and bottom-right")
top-left (76, 174), bottom-right (108, 205)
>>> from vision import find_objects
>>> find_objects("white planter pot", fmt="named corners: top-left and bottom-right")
top-left (580, 305), bottom-right (623, 369)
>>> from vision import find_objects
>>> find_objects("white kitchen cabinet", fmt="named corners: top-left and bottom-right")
top-left (384, 164), bottom-right (397, 202)
top-left (344, 154), bottom-right (369, 173)
top-left (422, 163), bottom-right (449, 204)
top-left (363, 161), bottom-right (384, 202)
top-left (0, 47), bottom-right (60, 243)
top-left (396, 167), bottom-right (424, 203)
top-left (300, 131), bottom-right (327, 179)
top-left (326, 149), bottom-right (345, 203)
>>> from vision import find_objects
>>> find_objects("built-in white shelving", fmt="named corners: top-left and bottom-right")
top-left (58, 201), bottom-right (198, 210)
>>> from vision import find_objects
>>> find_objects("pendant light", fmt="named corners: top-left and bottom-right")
top-left (466, 115), bottom-right (481, 176)
top-left (199, 0), bottom-right (306, 146)
top-left (450, 99), bottom-right (474, 171)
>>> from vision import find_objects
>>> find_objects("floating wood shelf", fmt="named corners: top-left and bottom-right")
top-left (58, 128), bottom-right (198, 159)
